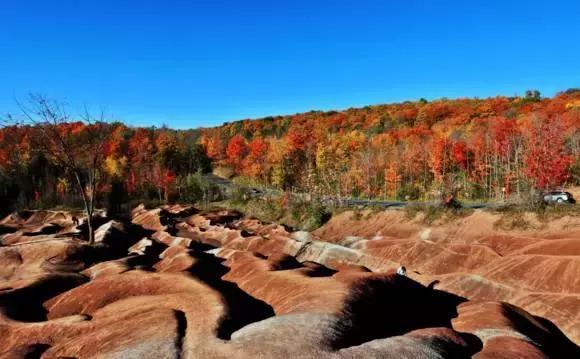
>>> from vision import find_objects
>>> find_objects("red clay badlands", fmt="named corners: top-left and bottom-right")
top-left (0, 206), bottom-right (578, 358)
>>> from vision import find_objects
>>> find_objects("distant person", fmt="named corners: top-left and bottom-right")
top-left (396, 265), bottom-right (407, 276)
top-left (72, 216), bottom-right (79, 227)
top-left (443, 192), bottom-right (461, 209)
top-left (444, 193), bottom-right (454, 206)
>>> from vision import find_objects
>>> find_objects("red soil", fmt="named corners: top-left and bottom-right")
top-left (0, 207), bottom-right (578, 358)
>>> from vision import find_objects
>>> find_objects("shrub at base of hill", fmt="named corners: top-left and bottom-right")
top-left (537, 203), bottom-right (580, 221)
top-left (289, 199), bottom-right (331, 231)
top-left (225, 186), bottom-right (283, 222)
top-left (404, 204), bottom-right (474, 225)
top-left (230, 186), bottom-right (253, 205)
top-left (226, 188), bottom-right (331, 231)
top-left (180, 172), bottom-right (224, 208)
top-left (396, 184), bottom-right (422, 201)
top-left (493, 211), bottom-right (534, 231)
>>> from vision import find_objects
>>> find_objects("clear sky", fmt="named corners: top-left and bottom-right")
top-left (1, 0), bottom-right (579, 129)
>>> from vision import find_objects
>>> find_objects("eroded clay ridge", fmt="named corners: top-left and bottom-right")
top-left (0, 205), bottom-right (578, 358)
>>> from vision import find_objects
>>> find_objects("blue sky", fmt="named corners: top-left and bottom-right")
top-left (1, 0), bottom-right (579, 129)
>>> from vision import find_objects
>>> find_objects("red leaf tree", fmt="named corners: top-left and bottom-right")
top-left (226, 134), bottom-right (248, 171)
top-left (524, 115), bottom-right (572, 190)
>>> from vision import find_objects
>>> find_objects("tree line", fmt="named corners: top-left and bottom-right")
top-left (0, 95), bottom-right (214, 236)
top-left (201, 89), bottom-right (579, 200)
top-left (1, 90), bottom-right (579, 223)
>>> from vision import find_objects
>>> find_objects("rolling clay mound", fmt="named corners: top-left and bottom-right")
top-left (313, 209), bottom-right (580, 344)
top-left (480, 255), bottom-right (580, 293)
top-left (513, 238), bottom-right (580, 256)
top-left (0, 206), bottom-right (578, 358)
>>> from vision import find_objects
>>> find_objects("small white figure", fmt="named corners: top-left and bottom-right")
top-left (396, 265), bottom-right (407, 276)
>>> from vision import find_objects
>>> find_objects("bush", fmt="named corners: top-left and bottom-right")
top-left (404, 203), bottom-right (473, 224)
top-left (520, 188), bottom-right (547, 214)
top-left (493, 212), bottom-right (532, 230)
top-left (465, 182), bottom-right (486, 201)
top-left (403, 204), bottom-right (423, 220)
top-left (244, 199), bottom-right (284, 223)
top-left (423, 205), bottom-right (445, 224)
top-left (180, 172), bottom-right (223, 207)
top-left (397, 184), bottom-right (422, 201)
top-left (537, 202), bottom-right (580, 221)
top-left (230, 186), bottom-right (252, 205)
top-left (289, 199), bottom-right (331, 231)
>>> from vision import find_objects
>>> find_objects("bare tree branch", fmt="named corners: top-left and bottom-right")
top-left (6, 94), bottom-right (112, 244)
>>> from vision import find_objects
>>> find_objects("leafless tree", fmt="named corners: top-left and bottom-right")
top-left (9, 94), bottom-right (111, 244)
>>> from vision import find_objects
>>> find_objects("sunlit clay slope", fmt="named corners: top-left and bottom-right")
top-left (313, 209), bottom-right (580, 345)
top-left (0, 206), bottom-right (578, 358)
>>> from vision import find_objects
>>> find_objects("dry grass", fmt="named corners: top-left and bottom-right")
top-left (404, 204), bottom-right (473, 225)
top-left (493, 211), bottom-right (534, 231)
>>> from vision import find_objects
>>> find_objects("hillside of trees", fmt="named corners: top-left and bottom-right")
top-left (1, 89), bottom-right (579, 213)
top-left (202, 89), bottom-right (580, 200)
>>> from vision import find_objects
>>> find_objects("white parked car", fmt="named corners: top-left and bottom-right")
top-left (542, 191), bottom-right (576, 204)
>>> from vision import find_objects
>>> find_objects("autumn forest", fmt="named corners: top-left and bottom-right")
top-left (1, 89), bottom-right (579, 214)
